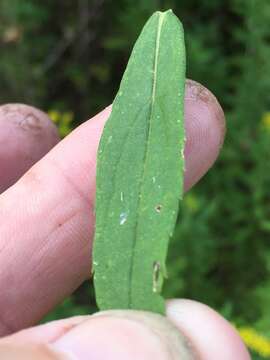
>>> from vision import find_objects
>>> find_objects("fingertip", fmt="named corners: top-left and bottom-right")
top-left (0, 104), bottom-right (60, 193)
top-left (166, 299), bottom-right (251, 360)
top-left (184, 80), bottom-right (226, 191)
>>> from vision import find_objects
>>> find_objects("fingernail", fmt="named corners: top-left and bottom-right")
top-left (51, 310), bottom-right (197, 359)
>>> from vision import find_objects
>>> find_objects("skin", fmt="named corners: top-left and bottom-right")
top-left (0, 104), bottom-right (60, 193)
top-left (0, 80), bottom-right (251, 359)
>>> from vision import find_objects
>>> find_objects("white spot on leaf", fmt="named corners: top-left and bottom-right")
top-left (153, 261), bottom-right (161, 293)
top-left (181, 148), bottom-right (184, 158)
top-left (120, 212), bottom-right (128, 225)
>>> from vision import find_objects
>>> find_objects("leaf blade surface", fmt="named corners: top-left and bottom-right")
top-left (93, 10), bottom-right (186, 314)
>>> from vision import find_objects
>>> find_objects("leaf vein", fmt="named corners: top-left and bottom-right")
top-left (128, 12), bottom-right (166, 307)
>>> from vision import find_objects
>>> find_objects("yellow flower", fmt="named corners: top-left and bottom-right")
top-left (62, 111), bottom-right (74, 125)
top-left (238, 327), bottom-right (270, 358)
top-left (262, 112), bottom-right (270, 131)
top-left (184, 194), bottom-right (200, 212)
top-left (48, 110), bottom-right (74, 137)
top-left (48, 110), bottom-right (61, 123)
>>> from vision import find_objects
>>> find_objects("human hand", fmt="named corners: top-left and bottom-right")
top-left (0, 80), bottom-right (250, 359)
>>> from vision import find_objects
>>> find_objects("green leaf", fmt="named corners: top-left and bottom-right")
top-left (93, 10), bottom-right (186, 314)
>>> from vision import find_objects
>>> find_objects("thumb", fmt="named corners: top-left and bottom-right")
top-left (52, 310), bottom-right (194, 359)
top-left (0, 311), bottom-right (194, 359)
top-left (0, 302), bottom-right (250, 359)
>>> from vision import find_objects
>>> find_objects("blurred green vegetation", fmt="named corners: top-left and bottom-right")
top-left (1, 0), bottom-right (270, 357)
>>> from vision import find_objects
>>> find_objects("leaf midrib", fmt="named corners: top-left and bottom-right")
top-left (128, 12), bottom-right (166, 307)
